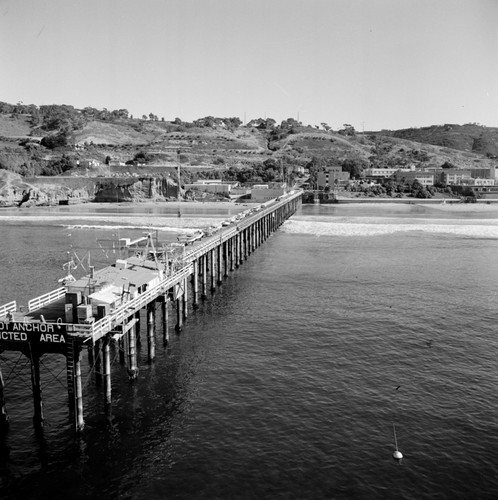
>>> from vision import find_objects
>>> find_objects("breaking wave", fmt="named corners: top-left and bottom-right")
top-left (282, 217), bottom-right (498, 238)
top-left (0, 214), bottom-right (225, 231)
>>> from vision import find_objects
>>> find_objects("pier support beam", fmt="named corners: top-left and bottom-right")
top-left (193, 259), bottom-right (199, 309)
top-left (127, 323), bottom-right (139, 380)
top-left (235, 234), bottom-right (240, 268)
top-left (147, 302), bottom-right (156, 361)
top-left (103, 334), bottom-right (112, 404)
top-left (201, 255), bottom-right (208, 299)
top-left (135, 311), bottom-right (141, 347)
top-left (242, 230), bottom-right (247, 262)
top-left (229, 238), bottom-right (235, 272)
top-left (29, 347), bottom-right (44, 429)
top-left (210, 249), bottom-right (216, 292)
top-left (175, 294), bottom-right (183, 332)
top-left (217, 245), bottom-right (223, 285)
top-left (223, 241), bottom-right (229, 277)
top-left (182, 277), bottom-right (188, 321)
top-left (74, 344), bottom-right (84, 431)
top-left (94, 339), bottom-right (102, 385)
top-left (162, 295), bottom-right (169, 343)
top-left (0, 365), bottom-right (9, 428)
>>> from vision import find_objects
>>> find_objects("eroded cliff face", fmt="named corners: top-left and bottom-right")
top-left (0, 171), bottom-right (180, 206)
top-left (94, 176), bottom-right (179, 202)
top-left (0, 171), bottom-right (92, 207)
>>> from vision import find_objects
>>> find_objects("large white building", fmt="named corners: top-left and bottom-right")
top-left (251, 183), bottom-right (286, 202)
top-left (185, 180), bottom-right (232, 194)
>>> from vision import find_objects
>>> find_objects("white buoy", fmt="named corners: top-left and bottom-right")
top-left (393, 424), bottom-right (403, 460)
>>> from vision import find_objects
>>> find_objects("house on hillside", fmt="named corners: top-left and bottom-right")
top-left (78, 159), bottom-right (100, 168)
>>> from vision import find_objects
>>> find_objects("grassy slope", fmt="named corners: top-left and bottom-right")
top-left (1, 114), bottom-right (497, 174)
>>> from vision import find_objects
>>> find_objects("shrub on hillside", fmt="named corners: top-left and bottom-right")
top-left (41, 132), bottom-right (69, 149)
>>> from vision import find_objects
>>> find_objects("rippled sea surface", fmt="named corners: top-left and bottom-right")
top-left (1, 202), bottom-right (498, 499)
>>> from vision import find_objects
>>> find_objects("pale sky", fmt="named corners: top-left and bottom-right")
top-left (1, 0), bottom-right (497, 131)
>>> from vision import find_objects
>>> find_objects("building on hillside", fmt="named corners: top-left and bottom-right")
top-left (471, 166), bottom-right (496, 180)
top-left (78, 159), bottom-right (100, 168)
top-left (184, 180), bottom-right (232, 194)
top-left (292, 166), bottom-right (306, 176)
top-left (392, 170), bottom-right (434, 186)
top-left (442, 169), bottom-right (472, 185)
top-left (251, 183), bottom-right (286, 202)
top-left (364, 167), bottom-right (407, 179)
top-left (424, 168), bottom-right (445, 185)
top-left (462, 177), bottom-right (495, 186)
top-left (316, 167), bottom-right (350, 189)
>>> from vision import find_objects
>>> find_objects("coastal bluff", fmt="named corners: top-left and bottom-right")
top-left (0, 171), bottom-right (180, 207)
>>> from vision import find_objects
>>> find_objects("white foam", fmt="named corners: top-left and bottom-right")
top-left (282, 219), bottom-right (498, 238)
top-left (0, 214), bottom-right (224, 231)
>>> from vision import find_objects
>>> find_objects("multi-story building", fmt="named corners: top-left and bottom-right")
top-left (442, 169), bottom-right (472, 185)
top-left (392, 170), bottom-right (434, 186)
top-left (471, 166), bottom-right (496, 180)
top-left (316, 167), bottom-right (350, 189)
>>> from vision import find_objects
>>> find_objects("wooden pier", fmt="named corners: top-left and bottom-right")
top-left (0, 191), bottom-right (301, 431)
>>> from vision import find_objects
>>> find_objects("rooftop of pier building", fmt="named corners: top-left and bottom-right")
top-left (67, 256), bottom-right (162, 303)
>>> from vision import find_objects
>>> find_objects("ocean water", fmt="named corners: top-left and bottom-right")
top-left (1, 202), bottom-right (498, 499)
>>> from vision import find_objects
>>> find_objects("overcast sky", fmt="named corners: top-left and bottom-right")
top-left (1, 0), bottom-right (497, 131)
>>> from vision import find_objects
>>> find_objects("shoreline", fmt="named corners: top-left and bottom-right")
top-left (327, 198), bottom-right (498, 212)
top-left (334, 196), bottom-right (498, 204)
top-left (1, 199), bottom-right (258, 211)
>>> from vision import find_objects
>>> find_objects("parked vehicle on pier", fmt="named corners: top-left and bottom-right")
top-left (177, 230), bottom-right (203, 245)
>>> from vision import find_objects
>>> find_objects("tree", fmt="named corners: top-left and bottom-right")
top-left (341, 159), bottom-right (364, 178)
top-left (133, 151), bottom-right (152, 163)
top-left (40, 131), bottom-right (69, 149)
top-left (338, 124), bottom-right (355, 136)
top-left (321, 122), bottom-right (331, 131)
top-left (441, 161), bottom-right (456, 169)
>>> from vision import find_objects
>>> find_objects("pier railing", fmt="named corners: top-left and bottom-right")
top-left (28, 287), bottom-right (66, 312)
top-left (0, 300), bottom-right (17, 318)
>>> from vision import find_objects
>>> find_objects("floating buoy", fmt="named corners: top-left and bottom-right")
top-left (392, 424), bottom-right (403, 460)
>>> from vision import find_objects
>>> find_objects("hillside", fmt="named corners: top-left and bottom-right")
top-left (375, 123), bottom-right (498, 158)
top-left (1, 102), bottom-right (497, 206)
